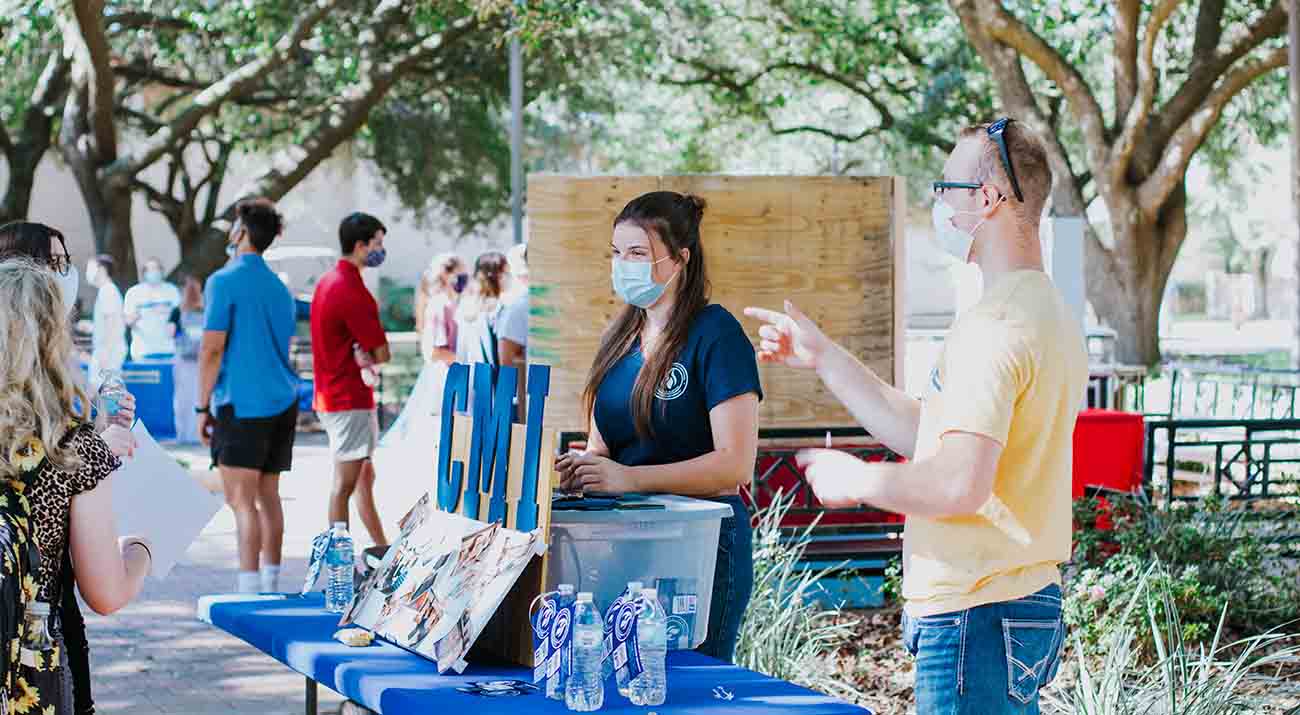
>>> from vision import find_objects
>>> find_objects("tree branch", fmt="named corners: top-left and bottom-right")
top-left (1111, 0), bottom-right (1184, 184)
top-left (240, 10), bottom-right (478, 207)
top-left (1191, 0), bottom-right (1227, 62)
top-left (1157, 0), bottom-right (1286, 148)
top-left (952, 2), bottom-right (1092, 213)
top-left (661, 53), bottom-right (954, 152)
top-left (1113, 0), bottom-right (1141, 123)
top-left (61, 0), bottom-right (120, 165)
top-left (103, 11), bottom-right (198, 34)
top-left (1139, 45), bottom-right (1287, 215)
top-left (953, 0), bottom-right (1109, 180)
top-left (106, 0), bottom-right (347, 181)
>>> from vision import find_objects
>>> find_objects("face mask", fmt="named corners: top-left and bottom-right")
top-left (57, 266), bottom-right (79, 316)
top-left (226, 241), bottom-right (238, 258)
top-left (611, 256), bottom-right (676, 309)
top-left (364, 247), bottom-right (387, 268)
top-left (453, 274), bottom-right (468, 293)
top-left (931, 196), bottom-right (1001, 263)
top-left (85, 264), bottom-right (100, 285)
top-left (144, 270), bottom-right (162, 285)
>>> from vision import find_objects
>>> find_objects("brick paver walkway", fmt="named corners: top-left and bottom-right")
top-left (83, 432), bottom-right (435, 714)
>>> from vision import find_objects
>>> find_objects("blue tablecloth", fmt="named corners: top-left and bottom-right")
top-left (198, 593), bottom-right (870, 714)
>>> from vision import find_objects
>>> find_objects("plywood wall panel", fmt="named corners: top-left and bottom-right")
top-left (528, 175), bottom-right (904, 433)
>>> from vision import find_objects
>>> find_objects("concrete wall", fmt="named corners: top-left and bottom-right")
top-left (4, 144), bottom-right (515, 309)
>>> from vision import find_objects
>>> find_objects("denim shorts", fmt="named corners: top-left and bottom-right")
top-left (902, 584), bottom-right (1066, 714)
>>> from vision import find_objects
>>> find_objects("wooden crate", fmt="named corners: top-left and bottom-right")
top-left (528, 175), bottom-right (906, 433)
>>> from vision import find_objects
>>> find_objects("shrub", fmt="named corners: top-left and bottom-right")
top-left (1048, 562), bottom-right (1299, 715)
top-left (1067, 493), bottom-right (1300, 660)
top-left (735, 490), bottom-right (860, 701)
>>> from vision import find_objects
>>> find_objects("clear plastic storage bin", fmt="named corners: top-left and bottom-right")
top-left (546, 495), bottom-right (732, 650)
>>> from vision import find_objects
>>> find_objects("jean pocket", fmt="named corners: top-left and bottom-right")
top-left (903, 613), bottom-right (962, 658)
top-left (1002, 618), bottom-right (1062, 704)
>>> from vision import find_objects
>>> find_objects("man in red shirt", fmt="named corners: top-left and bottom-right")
top-left (311, 212), bottom-right (392, 547)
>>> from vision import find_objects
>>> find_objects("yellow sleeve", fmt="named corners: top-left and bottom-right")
top-left (936, 317), bottom-right (1027, 446)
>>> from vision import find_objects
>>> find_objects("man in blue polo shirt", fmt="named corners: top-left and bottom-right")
top-left (197, 198), bottom-right (299, 594)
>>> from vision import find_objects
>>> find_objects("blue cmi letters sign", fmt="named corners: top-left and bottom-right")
top-left (435, 363), bottom-right (551, 532)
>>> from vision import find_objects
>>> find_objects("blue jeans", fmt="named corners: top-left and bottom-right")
top-left (903, 584), bottom-right (1066, 714)
top-left (698, 495), bottom-right (754, 663)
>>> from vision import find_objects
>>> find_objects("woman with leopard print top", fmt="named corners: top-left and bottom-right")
top-left (0, 259), bottom-right (152, 714)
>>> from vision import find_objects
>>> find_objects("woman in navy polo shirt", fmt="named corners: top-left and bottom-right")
top-left (556, 191), bottom-right (761, 663)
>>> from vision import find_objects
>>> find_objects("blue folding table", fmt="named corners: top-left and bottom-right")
top-left (198, 593), bottom-right (871, 715)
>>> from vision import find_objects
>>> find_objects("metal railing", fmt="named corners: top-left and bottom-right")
top-left (1159, 364), bottom-right (1299, 421)
top-left (1143, 417), bottom-right (1300, 549)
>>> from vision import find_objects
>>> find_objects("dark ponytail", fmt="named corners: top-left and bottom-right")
top-left (582, 191), bottom-right (710, 440)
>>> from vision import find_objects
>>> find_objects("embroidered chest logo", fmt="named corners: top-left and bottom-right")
top-left (656, 363), bottom-right (689, 401)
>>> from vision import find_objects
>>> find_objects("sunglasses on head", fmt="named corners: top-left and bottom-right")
top-left (932, 117), bottom-right (1025, 203)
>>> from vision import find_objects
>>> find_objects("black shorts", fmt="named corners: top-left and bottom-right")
top-left (211, 403), bottom-right (298, 473)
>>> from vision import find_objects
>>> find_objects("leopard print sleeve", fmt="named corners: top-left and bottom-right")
top-left (68, 425), bottom-right (121, 496)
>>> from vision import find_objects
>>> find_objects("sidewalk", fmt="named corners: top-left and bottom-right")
top-left (84, 432), bottom-right (437, 714)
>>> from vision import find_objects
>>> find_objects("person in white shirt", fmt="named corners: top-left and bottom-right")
top-left (498, 243), bottom-right (528, 420)
top-left (86, 255), bottom-right (127, 386)
top-left (124, 257), bottom-right (182, 360)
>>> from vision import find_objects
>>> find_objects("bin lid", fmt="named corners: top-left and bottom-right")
top-left (550, 494), bottom-right (733, 524)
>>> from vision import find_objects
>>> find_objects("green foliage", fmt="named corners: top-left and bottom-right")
top-left (736, 489), bottom-right (860, 701)
top-left (378, 277), bottom-right (416, 332)
top-left (881, 556), bottom-right (903, 606)
top-left (0, 1), bottom-right (58, 124)
top-left (1047, 562), bottom-right (1300, 715)
top-left (558, 0), bottom-right (995, 200)
top-left (1066, 495), bottom-right (1300, 661)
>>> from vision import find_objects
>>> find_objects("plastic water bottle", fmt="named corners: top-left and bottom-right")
top-left (324, 522), bottom-right (354, 613)
top-left (548, 584), bottom-right (576, 701)
top-left (565, 592), bottom-right (604, 712)
top-left (629, 588), bottom-right (667, 706)
top-left (614, 580), bottom-right (644, 698)
top-left (97, 369), bottom-right (128, 419)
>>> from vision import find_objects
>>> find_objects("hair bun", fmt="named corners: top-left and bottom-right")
top-left (682, 194), bottom-right (707, 229)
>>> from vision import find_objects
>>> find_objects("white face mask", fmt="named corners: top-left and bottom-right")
top-left (56, 265), bottom-right (80, 316)
top-left (931, 195), bottom-right (1002, 263)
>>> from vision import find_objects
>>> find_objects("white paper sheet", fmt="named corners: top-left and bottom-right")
top-left (112, 422), bottom-right (224, 579)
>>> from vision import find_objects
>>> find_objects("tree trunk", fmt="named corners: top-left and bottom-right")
top-left (176, 224), bottom-right (231, 282)
top-left (1253, 248), bottom-right (1271, 319)
top-left (1291, 0), bottom-right (1300, 365)
top-left (0, 150), bottom-right (39, 224)
top-left (1086, 185), bottom-right (1189, 366)
top-left (67, 156), bottom-right (137, 280)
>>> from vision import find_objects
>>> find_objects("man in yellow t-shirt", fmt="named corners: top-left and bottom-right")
top-left (747, 118), bottom-right (1088, 713)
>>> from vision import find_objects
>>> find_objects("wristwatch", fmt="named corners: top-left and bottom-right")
top-left (195, 405), bottom-right (211, 415)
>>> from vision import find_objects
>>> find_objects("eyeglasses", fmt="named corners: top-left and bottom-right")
top-left (48, 232), bottom-right (72, 276)
top-left (49, 252), bottom-right (72, 276)
top-left (931, 118), bottom-right (1025, 203)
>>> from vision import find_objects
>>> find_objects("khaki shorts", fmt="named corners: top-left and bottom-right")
top-left (319, 409), bottom-right (378, 462)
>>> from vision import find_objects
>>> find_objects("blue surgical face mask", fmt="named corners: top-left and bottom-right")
top-left (364, 246), bottom-right (387, 268)
top-left (611, 255), bottom-right (677, 309)
top-left (144, 269), bottom-right (163, 285)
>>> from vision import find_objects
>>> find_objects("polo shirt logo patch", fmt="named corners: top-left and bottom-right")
top-left (655, 363), bottom-right (689, 401)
